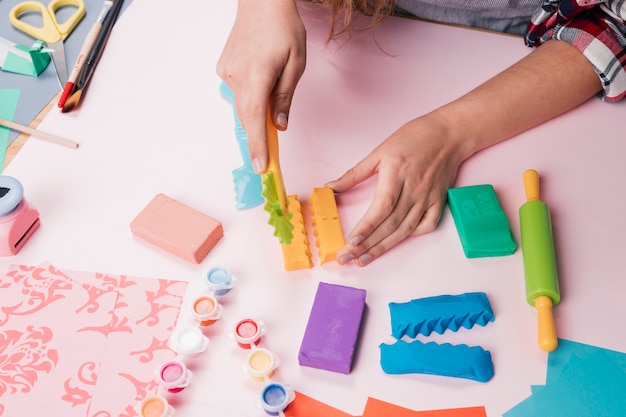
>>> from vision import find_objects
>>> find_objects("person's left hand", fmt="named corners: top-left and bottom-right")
top-left (327, 113), bottom-right (469, 266)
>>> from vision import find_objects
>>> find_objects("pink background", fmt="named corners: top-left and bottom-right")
top-left (2, 1), bottom-right (625, 416)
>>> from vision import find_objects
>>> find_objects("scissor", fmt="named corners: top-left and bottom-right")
top-left (10, 0), bottom-right (86, 87)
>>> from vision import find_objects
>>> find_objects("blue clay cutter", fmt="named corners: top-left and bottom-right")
top-left (219, 82), bottom-right (264, 210)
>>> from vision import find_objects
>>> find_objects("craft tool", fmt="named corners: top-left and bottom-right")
top-left (9, 0), bottom-right (86, 88)
top-left (62, 0), bottom-right (124, 112)
top-left (261, 110), bottom-right (293, 244)
top-left (0, 118), bottom-right (79, 149)
top-left (58, 0), bottom-right (113, 108)
top-left (519, 169), bottom-right (560, 352)
top-left (0, 176), bottom-right (40, 256)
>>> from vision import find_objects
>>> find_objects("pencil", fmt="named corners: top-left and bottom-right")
top-left (0, 118), bottom-right (80, 149)
top-left (62, 0), bottom-right (125, 113)
top-left (58, 0), bottom-right (114, 108)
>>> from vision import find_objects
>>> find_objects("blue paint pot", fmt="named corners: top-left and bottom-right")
top-left (259, 382), bottom-right (294, 415)
top-left (204, 266), bottom-right (235, 295)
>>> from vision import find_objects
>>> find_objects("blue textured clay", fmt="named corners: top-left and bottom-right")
top-left (379, 339), bottom-right (494, 383)
top-left (389, 292), bottom-right (494, 339)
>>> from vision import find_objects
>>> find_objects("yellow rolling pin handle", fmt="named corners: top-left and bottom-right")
top-left (535, 295), bottom-right (558, 352)
top-left (520, 169), bottom-right (560, 352)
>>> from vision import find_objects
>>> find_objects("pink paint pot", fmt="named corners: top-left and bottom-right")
top-left (156, 359), bottom-right (192, 393)
top-left (138, 396), bottom-right (174, 417)
top-left (190, 294), bottom-right (223, 326)
top-left (230, 318), bottom-right (266, 349)
top-left (243, 347), bottom-right (279, 381)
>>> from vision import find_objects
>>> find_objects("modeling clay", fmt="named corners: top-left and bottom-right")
top-left (389, 292), bottom-right (494, 338)
top-left (310, 187), bottom-right (345, 263)
top-left (219, 82), bottom-right (264, 209)
top-left (130, 193), bottom-right (223, 263)
top-left (298, 282), bottom-right (366, 374)
top-left (447, 184), bottom-right (517, 258)
top-left (380, 339), bottom-right (494, 383)
top-left (281, 195), bottom-right (313, 270)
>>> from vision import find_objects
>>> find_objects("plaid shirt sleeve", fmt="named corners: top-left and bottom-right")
top-left (525, 0), bottom-right (626, 101)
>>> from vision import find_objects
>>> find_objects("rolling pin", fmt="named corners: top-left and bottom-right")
top-left (519, 169), bottom-right (560, 352)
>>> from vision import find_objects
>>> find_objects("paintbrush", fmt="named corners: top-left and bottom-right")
top-left (62, 0), bottom-right (124, 113)
top-left (0, 118), bottom-right (79, 149)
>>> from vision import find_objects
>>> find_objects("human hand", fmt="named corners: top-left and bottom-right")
top-left (217, 0), bottom-right (306, 173)
top-left (327, 115), bottom-right (470, 266)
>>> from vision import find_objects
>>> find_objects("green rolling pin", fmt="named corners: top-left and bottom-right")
top-left (519, 169), bottom-right (560, 352)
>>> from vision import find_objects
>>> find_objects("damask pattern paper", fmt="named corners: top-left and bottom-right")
top-left (0, 262), bottom-right (187, 417)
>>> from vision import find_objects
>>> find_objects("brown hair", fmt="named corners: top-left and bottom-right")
top-left (312, 0), bottom-right (396, 41)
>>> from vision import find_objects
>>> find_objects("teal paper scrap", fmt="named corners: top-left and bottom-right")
top-left (447, 184), bottom-right (517, 258)
top-left (503, 339), bottom-right (626, 417)
top-left (0, 89), bottom-right (22, 171)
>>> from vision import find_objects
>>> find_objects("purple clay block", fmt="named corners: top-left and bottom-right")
top-left (298, 282), bottom-right (367, 374)
top-left (389, 292), bottom-right (494, 339)
top-left (379, 339), bottom-right (494, 383)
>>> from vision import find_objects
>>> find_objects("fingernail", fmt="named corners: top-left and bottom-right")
top-left (253, 158), bottom-right (264, 174)
top-left (276, 112), bottom-right (288, 129)
top-left (324, 180), bottom-right (338, 191)
top-left (338, 253), bottom-right (354, 265)
top-left (357, 253), bottom-right (372, 266)
top-left (349, 235), bottom-right (363, 246)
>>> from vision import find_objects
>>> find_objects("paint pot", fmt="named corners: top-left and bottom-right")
top-left (204, 266), bottom-right (235, 295)
top-left (156, 359), bottom-right (192, 393)
top-left (230, 318), bottom-right (266, 349)
top-left (190, 294), bottom-right (223, 326)
top-left (0, 176), bottom-right (40, 256)
top-left (171, 326), bottom-right (209, 357)
top-left (243, 348), bottom-right (279, 381)
top-left (258, 382), bottom-right (295, 416)
top-left (138, 396), bottom-right (174, 417)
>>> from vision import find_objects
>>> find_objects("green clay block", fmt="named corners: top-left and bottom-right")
top-left (447, 184), bottom-right (517, 258)
top-left (379, 339), bottom-right (494, 383)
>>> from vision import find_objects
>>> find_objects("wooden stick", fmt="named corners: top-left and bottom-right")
top-left (0, 118), bottom-right (79, 149)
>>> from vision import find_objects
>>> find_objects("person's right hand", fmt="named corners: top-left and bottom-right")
top-left (217, 0), bottom-right (307, 173)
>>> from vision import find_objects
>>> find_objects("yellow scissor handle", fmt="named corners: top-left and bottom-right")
top-left (10, 0), bottom-right (85, 43)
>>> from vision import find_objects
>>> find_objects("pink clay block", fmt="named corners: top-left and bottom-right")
top-left (130, 194), bottom-right (223, 263)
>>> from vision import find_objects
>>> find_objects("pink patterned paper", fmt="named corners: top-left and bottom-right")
top-left (0, 263), bottom-right (188, 417)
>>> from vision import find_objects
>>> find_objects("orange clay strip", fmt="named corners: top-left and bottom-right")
top-left (281, 195), bottom-right (313, 271)
top-left (310, 187), bottom-right (345, 264)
